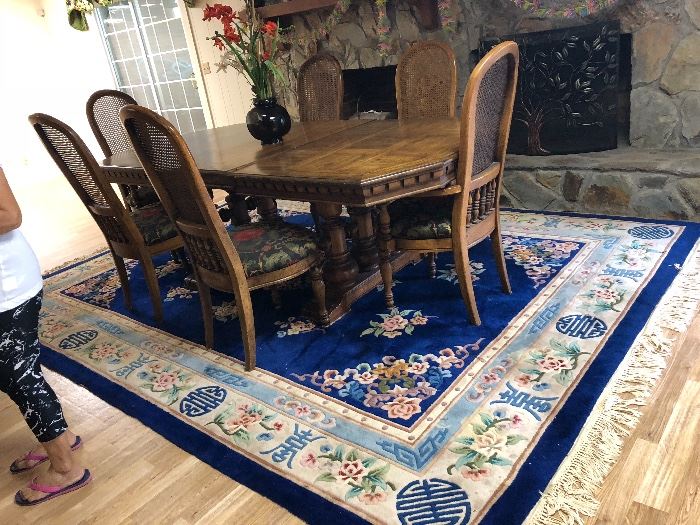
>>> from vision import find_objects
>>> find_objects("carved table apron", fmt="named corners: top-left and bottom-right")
top-left (101, 119), bottom-right (460, 322)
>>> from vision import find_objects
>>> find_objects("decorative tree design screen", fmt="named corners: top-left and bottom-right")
top-left (481, 22), bottom-right (621, 155)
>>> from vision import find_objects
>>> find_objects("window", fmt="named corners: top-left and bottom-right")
top-left (95, 0), bottom-right (206, 134)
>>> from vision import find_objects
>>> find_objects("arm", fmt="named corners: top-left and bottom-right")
top-left (0, 167), bottom-right (22, 234)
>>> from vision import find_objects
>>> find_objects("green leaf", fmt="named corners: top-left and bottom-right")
top-left (362, 457), bottom-right (377, 468)
top-left (519, 368), bottom-right (541, 376)
top-left (345, 486), bottom-right (364, 500)
top-left (556, 369), bottom-right (573, 386)
top-left (332, 445), bottom-right (344, 462)
top-left (454, 437), bottom-right (475, 446)
top-left (360, 327), bottom-right (375, 337)
top-left (367, 464), bottom-right (390, 478)
top-left (471, 423), bottom-right (487, 435)
top-left (399, 310), bottom-right (412, 316)
top-left (315, 472), bottom-right (337, 483)
top-left (479, 413), bottom-right (495, 427)
top-left (506, 434), bottom-right (528, 446)
top-left (404, 324), bottom-right (414, 335)
top-left (448, 446), bottom-right (472, 455)
top-left (487, 455), bottom-right (512, 466)
top-left (346, 449), bottom-right (358, 462)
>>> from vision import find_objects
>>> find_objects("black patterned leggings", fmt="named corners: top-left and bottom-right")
top-left (0, 292), bottom-right (68, 443)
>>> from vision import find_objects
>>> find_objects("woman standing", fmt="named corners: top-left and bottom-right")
top-left (0, 166), bottom-right (90, 505)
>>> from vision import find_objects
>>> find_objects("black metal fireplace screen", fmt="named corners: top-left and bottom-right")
top-left (481, 21), bottom-right (630, 155)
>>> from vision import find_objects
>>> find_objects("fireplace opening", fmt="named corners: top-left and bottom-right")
top-left (342, 66), bottom-right (398, 119)
top-left (480, 22), bottom-right (632, 155)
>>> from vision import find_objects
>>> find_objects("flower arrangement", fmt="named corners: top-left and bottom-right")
top-left (203, 2), bottom-right (285, 101)
top-left (66, 0), bottom-right (111, 31)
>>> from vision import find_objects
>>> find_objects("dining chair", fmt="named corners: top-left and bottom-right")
top-left (120, 105), bottom-right (329, 371)
top-left (297, 53), bottom-right (344, 121)
top-left (395, 40), bottom-right (458, 277)
top-left (379, 41), bottom-right (519, 326)
top-left (86, 89), bottom-right (160, 211)
top-left (396, 40), bottom-right (457, 120)
top-left (29, 113), bottom-right (184, 323)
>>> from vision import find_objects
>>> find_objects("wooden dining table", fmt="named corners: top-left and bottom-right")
top-left (101, 118), bottom-right (461, 322)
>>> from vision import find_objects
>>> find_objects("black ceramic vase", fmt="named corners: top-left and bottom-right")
top-left (246, 97), bottom-right (291, 145)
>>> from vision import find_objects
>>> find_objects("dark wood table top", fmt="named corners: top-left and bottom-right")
top-left (102, 119), bottom-right (461, 206)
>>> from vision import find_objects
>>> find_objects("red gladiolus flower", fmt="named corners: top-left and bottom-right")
top-left (212, 36), bottom-right (224, 50)
top-left (223, 23), bottom-right (240, 43)
top-left (203, 3), bottom-right (233, 22)
top-left (262, 51), bottom-right (271, 61)
top-left (261, 20), bottom-right (277, 35)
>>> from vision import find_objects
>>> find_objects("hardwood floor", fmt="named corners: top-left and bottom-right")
top-left (0, 176), bottom-right (697, 524)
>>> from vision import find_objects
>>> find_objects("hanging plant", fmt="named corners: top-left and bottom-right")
top-left (374, 0), bottom-right (392, 56)
top-left (438, 0), bottom-right (457, 33)
top-left (509, 0), bottom-right (622, 18)
top-left (67, 0), bottom-right (195, 31)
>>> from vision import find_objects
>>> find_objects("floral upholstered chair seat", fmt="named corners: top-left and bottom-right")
top-left (229, 222), bottom-right (318, 277)
top-left (389, 197), bottom-right (455, 240)
top-left (130, 203), bottom-right (179, 245)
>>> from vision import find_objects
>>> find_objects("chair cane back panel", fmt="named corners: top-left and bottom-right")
top-left (297, 54), bottom-right (344, 122)
top-left (87, 90), bottom-right (138, 158)
top-left (29, 114), bottom-right (133, 246)
top-left (396, 41), bottom-right (457, 120)
top-left (119, 108), bottom-right (233, 280)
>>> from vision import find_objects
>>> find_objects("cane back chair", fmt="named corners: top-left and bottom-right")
top-left (120, 105), bottom-right (329, 371)
top-left (297, 53), bottom-right (344, 122)
top-left (29, 113), bottom-right (184, 322)
top-left (87, 89), bottom-right (159, 210)
top-left (395, 41), bottom-right (458, 276)
top-left (396, 40), bottom-right (457, 120)
top-left (379, 41), bottom-right (519, 326)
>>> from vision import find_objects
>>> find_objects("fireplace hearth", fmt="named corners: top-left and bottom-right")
top-left (342, 65), bottom-right (398, 119)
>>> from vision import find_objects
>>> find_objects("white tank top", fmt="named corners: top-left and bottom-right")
top-left (0, 228), bottom-right (42, 312)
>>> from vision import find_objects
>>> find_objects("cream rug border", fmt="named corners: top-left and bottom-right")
top-left (524, 238), bottom-right (700, 525)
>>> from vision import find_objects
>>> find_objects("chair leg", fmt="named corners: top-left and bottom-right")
top-left (196, 281), bottom-right (214, 349)
top-left (490, 229), bottom-right (512, 294)
top-left (377, 205), bottom-right (394, 309)
top-left (310, 265), bottom-right (330, 327)
top-left (112, 252), bottom-right (132, 311)
top-left (427, 252), bottom-right (437, 278)
top-left (232, 288), bottom-right (256, 371)
top-left (453, 243), bottom-right (481, 326)
top-left (141, 256), bottom-right (164, 324)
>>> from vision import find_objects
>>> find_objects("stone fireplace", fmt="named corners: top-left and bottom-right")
top-left (271, 0), bottom-right (700, 220)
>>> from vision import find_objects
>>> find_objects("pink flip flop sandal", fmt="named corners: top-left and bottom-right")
top-left (9, 436), bottom-right (83, 474)
top-left (14, 469), bottom-right (92, 506)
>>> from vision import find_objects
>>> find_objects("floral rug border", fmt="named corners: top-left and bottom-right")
top-left (524, 239), bottom-right (700, 525)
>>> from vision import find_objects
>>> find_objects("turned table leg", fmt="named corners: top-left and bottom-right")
top-left (225, 192), bottom-right (252, 225)
top-left (348, 206), bottom-right (379, 272)
top-left (315, 202), bottom-right (359, 294)
top-left (377, 205), bottom-right (395, 309)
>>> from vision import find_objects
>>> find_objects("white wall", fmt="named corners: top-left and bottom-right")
top-left (0, 0), bottom-right (115, 188)
top-left (181, 0), bottom-right (252, 127)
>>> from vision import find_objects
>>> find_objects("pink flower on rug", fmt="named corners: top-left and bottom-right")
top-left (300, 452), bottom-right (318, 468)
top-left (382, 330), bottom-right (401, 338)
top-left (460, 467), bottom-right (490, 481)
top-left (471, 430), bottom-right (508, 456)
top-left (89, 343), bottom-right (118, 360)
top-left (322, 370), bottom-right (347, 389)
top-left (481, 372), bottom-right (500, 385)
top-left (353, 370), bottom-right (376, 384)
top-left (433, 348), bottom-right (461, 369)
top-left (237, 403), bottom-right (250, 413)
top-left (338, 460), bottom-right (365, 481)
top-left (224, 412), bottom-right (262, 431)
top-left (381, 315), bottom-right (408, 332)
top-left (537, 356), bottom-right (572, 371)
top-left (152, 372), bottom-right (179, 392)
top-left (147, 362), bottom-right (167, 374)
top-left (384, 397), bottom-right (422, 420)
top-left (408, 361), bottom-right (429, 375)
top-left (410, 315), bottom-right (428, 325)
top-left (515, 374), bottom-right (532, 387)
top-left (594, 289), bottom-right (621, 304)
top-left (273, 421), bottom-right (284, 431)
top-left (511, 414), bottom-right (523, 428)
top-left (358, 491), bottom-right (387, 505)
top-left (295, 405), bottom-right (312, 417)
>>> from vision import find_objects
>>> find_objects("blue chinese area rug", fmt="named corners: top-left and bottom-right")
top-left (38, 210), bottom-right (699, 524)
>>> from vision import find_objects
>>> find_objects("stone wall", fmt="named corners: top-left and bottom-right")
top-left (278, 0), bottom-right (700, 148)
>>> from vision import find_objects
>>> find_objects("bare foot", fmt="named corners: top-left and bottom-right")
top-left (12, 430), bottom-right (77, 471)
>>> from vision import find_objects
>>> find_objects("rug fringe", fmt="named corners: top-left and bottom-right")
top-left (524, 241), bottom-right (700, 525)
